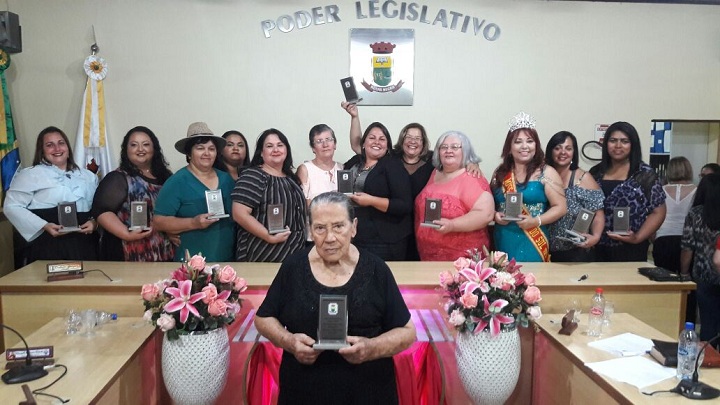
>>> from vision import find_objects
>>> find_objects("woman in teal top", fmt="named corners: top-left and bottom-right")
top-left (154, 122), bottom-right (235, 262)
top-left (491, 112), bottom-right (566, 262)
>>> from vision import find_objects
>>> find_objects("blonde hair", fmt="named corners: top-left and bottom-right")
top-left (666, 156), bottom-right (693, 183)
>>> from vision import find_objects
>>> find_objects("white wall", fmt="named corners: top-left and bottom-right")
top-left (6, 0), bottom-right (720, 174)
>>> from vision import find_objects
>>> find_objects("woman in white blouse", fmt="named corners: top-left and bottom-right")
top-left (4, 126), bottom-right (98, 265)
top-left (296, 124), bottom-right (343, 204)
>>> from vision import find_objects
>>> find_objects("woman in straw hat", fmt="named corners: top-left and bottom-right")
top-left (154, 122), bottom-right (236, 261)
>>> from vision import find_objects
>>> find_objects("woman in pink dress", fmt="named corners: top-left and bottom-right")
top-left (414, 131), bottom-right (495, 261)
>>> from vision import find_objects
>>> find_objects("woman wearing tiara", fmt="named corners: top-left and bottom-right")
top-left (491, 112), bottom-right (566, 262)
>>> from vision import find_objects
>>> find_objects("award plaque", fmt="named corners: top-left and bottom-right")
top-left (337, 170), bottom-right (354, 194)
top-left (129, 201), bottom-right (150, 230)
top-left (340, 77), bottom-right (363, 105)
top-left (205, 190), bottom-right (229, 219)
top-left (611, 207), bottom-right (630, 235)
top-left (57, 202), bottom-right (81, 233)
top-left (504, 192), bottom-right (523, 221)
top-left (559, 208), bottom-right (595, 244)
top-left (313, 294), bottom-right (350, 350)
top-left (421, 198), bottom-right (442, 228)
top-left (267, 204), bottom-right (285, 235)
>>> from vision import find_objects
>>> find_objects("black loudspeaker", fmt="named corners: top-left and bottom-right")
top-left (0, 12), bottom-right (21, 54)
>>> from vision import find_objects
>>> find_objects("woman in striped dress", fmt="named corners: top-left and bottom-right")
top-left (232, 129), bottom-right (307, 262)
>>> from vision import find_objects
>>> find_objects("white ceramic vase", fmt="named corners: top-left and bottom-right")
top-left (161, 327), bottom-right (230, 405)
top-left (455, 328), bottom-right (521, 405)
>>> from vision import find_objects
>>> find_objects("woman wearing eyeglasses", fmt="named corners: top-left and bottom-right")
top-left (414, 131), bottom-right (494, 260)
top-left (589, 121), bottom-right (666, 262)
top-left (296, 124), bottom-right (344, 205)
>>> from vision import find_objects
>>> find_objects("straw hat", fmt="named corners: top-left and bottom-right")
top-left (174, 122), bottom-right (227, 153)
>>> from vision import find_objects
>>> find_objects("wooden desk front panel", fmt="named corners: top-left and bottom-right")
top-left (0, 317), bottom-right (155, 405)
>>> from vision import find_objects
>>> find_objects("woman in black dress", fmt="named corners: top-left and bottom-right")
top-left (255, 192), bottom-right (415, 404)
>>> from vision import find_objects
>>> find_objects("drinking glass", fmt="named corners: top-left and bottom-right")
top-left (565, 298), bottom-right (582, 323)
top-left (65, 309), bottom-right (81, 334)
top-left (603, 301), bottom-right (615, 327)
top-left (80, 309), bottom-right (97, 336)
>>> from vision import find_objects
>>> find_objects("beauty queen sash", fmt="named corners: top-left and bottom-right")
top-left (502, 172), bottom-right (550, 262)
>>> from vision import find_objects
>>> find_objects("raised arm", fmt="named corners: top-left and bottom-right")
top-left (341, 101), bottom-right (363, 154)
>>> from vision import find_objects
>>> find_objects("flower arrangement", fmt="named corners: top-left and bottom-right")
top-left (440, 248), bottom-right (542, 337)
top-left (141, 252), bottom-right (247, 340)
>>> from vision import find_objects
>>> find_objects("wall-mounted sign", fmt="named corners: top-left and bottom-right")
top-left (349, 28), bottom-right (414, 105)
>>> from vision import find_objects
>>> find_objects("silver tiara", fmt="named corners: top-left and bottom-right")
top-left (508, 111), bottom-right (536, 132)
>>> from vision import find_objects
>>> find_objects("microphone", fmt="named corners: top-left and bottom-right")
top-left (673, 333), bottom-right (720, 400)
top-left (1, 324), bottom-right (48, 384)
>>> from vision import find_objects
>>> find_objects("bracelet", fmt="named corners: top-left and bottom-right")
top-left (537, 216), bottom-right (542, 227)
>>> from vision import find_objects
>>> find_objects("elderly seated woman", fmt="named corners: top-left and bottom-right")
top-left (255, 192), bottom-right (415, 404)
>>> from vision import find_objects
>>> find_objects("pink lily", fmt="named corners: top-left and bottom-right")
top-left (459, 263), bottom-right (496, 295)
top-left (165, 280), bottom-right (206, 324)
top-left (471, 295), bottom-right (515, 337)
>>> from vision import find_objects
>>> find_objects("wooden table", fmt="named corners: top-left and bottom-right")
top-left (533, 313), bottom-right (720, 404)
top-left (0, 317), bottom-right (157, 404)
top-left (0, 260), bottom-right (694, 404)
top-left (0, 260), bottom-right (693, 349)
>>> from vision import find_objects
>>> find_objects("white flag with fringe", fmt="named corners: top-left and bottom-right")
top-left (74, 54), bottom-right (113, 178)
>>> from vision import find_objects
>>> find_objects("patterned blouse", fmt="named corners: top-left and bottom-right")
top-left (593, 163), bottom-right (665, 247)
top-left (549, 170), bottom-right (605, 252)
top-left (681, 206), bottom-right (720, 285)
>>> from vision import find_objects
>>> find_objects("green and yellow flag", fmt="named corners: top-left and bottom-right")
top-left (0, 49), bottom-right (20, 193)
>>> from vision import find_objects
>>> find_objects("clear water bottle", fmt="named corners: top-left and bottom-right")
top-left (677, 322), bottom-right (700, 380)
top-left (587, 288), bottom-right (605, 337)
top-left (95, 311), bottom-right (118, 327)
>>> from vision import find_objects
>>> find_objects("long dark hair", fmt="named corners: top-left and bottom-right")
top-left (589, 121), bottom-right (643, 178)
top-left (33, 126), bottom-right (79, 171)
top-left (119, 126), bottom-right (172, 183)
top-left (360, 122), bottom-right (392, 164)
top-left (214, 130), bottom-right (251, 173)
top-left (692, 173), bottom-right (720, 230)
top-left (545, 131), bottom-right (579, 171)
top-left (250, 128), bottom-right (300, 185)
top-left (493, 128), bottom-right (545, 188)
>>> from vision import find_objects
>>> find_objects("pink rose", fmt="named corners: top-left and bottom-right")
top-left (453, 257), bottom-right (471, 271)
top-left (141, 283), bottom-right (160, 301)
top-left (460, 292), bottom-right (478, 309)
top-left (202, 283), bottom-right (218, 304)
top-left (448, 309), bottom-right (466, 326)
top-left (524, 273), bottom-right (537, 286)
top-left (523, 286), bottom-right (542, 304)
top-left (208, 299), bottom-right (228, 316)
top-left (439, 271), bottom-right (454, 288)
top-left (527, 306), bottom-right (542, 320)
top-left (233, 277), bottom-right (248, 292)
top-left (227, 302), bottom-right (241, 316)
top-left (156, 313), bottom-right (176, 332)
top-left (218, 265), bottom-right (237, 284)
top-left (188, 254), bottom-right (206, 271)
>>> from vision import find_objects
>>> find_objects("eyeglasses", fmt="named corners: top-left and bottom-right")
top-left (314, 137), bottom-right (336, 145)
top-left (439, 144), bottom-right (462, 151)
top-left (405, 135), bottom-right (423, 142)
